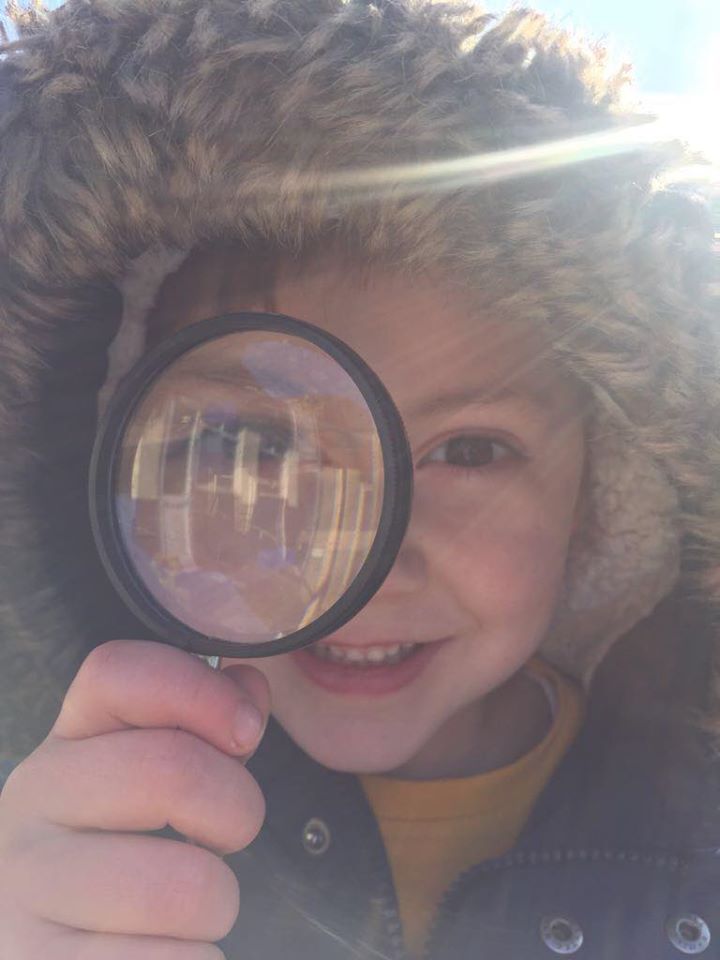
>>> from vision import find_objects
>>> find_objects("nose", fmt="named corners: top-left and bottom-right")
top-left (371, 513), bottom-right (428, 598)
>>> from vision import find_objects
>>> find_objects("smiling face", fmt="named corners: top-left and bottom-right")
top-left (146, 247), bottom-right (587, 777)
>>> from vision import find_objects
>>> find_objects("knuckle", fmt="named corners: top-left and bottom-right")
top-left (0, 756), bottom-right (32, 810)
top-left (74, 639), bottom-right (131, 689)
top-left (231, 768), bottom-right (266, 850)
top-left (206, 857), bottom-right (241, 940)
top-left (146, 945), bottom-right (228, 960)
top-left (182, 661), bottom-right (217, 715)
top-left (151, 728), bottom-right (210, 793)
top-left (0, 755), bottom-right (55, 846)
top-left (146, 732), bottom-right (264, 852)
top-left (159, 848), bottom-right (239, 940)
top-left (155, 945), bottom-right (227, 960)
top-left (199, 946), bottom-right (228, 960)
top-left (166, 737), bottom-right (266, 853)
top-left (0, 820), bottom-right (53, 917)
top-left (154, 939), bottom-right (229, 960)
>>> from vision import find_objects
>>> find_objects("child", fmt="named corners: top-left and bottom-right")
top-left (0, 1), bottom-right (718, 958)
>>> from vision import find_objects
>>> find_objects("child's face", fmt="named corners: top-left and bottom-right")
top-left (149, 254), bottom-right (586, 775)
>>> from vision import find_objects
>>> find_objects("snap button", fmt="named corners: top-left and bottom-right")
top-left (301, 817), bottom-right (331, 856)
top-left (666, 914), bottom-right (711, 954)
top-left (540, 916), bottom-right (584, 954)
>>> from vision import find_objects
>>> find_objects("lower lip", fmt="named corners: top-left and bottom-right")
top-left (290, 639), bottom-right (449, 696)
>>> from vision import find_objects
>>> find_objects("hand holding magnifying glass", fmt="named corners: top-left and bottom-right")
top-left (2, 317), bottom-right (413, 953)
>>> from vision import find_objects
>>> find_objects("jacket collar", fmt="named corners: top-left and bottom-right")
top-left (249, 594), bottom-right (719, 859)
top-left (519, 593), bottom-right (719, 854)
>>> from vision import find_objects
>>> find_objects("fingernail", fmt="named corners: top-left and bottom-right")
top-left (231, 700), bottom-right (264, 753)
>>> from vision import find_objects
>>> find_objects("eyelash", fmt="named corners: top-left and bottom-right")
top-left (418, 433), bottom-right (522, 474)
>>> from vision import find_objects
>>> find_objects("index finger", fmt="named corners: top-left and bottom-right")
top-left (50, 639), bottom-right (270, 757)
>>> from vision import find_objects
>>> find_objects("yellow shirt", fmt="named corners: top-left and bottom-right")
top-left (359, 658), bottom-right (584, 958)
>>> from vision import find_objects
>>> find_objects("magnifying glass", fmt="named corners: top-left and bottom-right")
top-left (90, 312), bottom-right (413, 664)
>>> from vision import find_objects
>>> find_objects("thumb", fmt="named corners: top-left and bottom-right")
top-left (220, 662), bottom-right (272, 732)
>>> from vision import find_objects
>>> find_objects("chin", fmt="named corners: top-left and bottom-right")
top-left (275, 711), bottom-right (429, 775)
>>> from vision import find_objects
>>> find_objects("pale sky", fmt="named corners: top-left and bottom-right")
top-left (522, 0), bottom-right (719, 95)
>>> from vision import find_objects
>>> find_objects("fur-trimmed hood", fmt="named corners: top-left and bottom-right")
top-left (0, 0), bottom-right (718, 767)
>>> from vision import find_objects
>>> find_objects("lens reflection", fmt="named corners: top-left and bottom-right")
top-left (115, 331), bottom-right (384, 644)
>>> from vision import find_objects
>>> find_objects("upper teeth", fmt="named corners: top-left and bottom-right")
top-left (311, 642), bottom-right (418, 665)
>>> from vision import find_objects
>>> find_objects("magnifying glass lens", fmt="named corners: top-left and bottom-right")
top-left (114, 330), bottom-right (385, 647)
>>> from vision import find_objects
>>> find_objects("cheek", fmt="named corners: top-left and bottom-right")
top-left (419, 476), bottom-right (576, 632)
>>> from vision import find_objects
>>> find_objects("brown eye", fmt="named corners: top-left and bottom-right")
top-left (422, 435), bottom-right (514, 469)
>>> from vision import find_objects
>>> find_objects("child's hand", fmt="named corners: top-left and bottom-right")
top-left (0, 638), bottom-right (270, 958)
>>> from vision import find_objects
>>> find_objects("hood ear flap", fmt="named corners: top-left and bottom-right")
top-left (544, 406), bottom-right (680, 685)
top-left (98, 244), bottom-right (191, 418)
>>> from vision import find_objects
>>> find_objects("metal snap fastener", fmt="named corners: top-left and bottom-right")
top-left (666, 914), bottom-right (711, 954)
top-left (302, 817), bottom-right (331, 856)
top-left (540, 916), bottom-right (584, 954)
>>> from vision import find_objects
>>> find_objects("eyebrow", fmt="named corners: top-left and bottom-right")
top-left (180, 361), bottom-right (556, 422)
top-left (409, 384), bottom-right (552, 419)
top-left (178, 362), bottom-right (306, 398)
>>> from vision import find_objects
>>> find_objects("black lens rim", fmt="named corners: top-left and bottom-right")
top-left (89, 311), bottom-right (413, 658)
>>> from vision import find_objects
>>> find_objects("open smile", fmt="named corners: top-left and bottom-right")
top-left (290, 637), bottom-right (452, 696)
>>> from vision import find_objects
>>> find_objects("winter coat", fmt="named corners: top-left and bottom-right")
top-left (208, 594), bottom-right (720, 959)
top-left (1, 1), bottom-right (719, 957)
